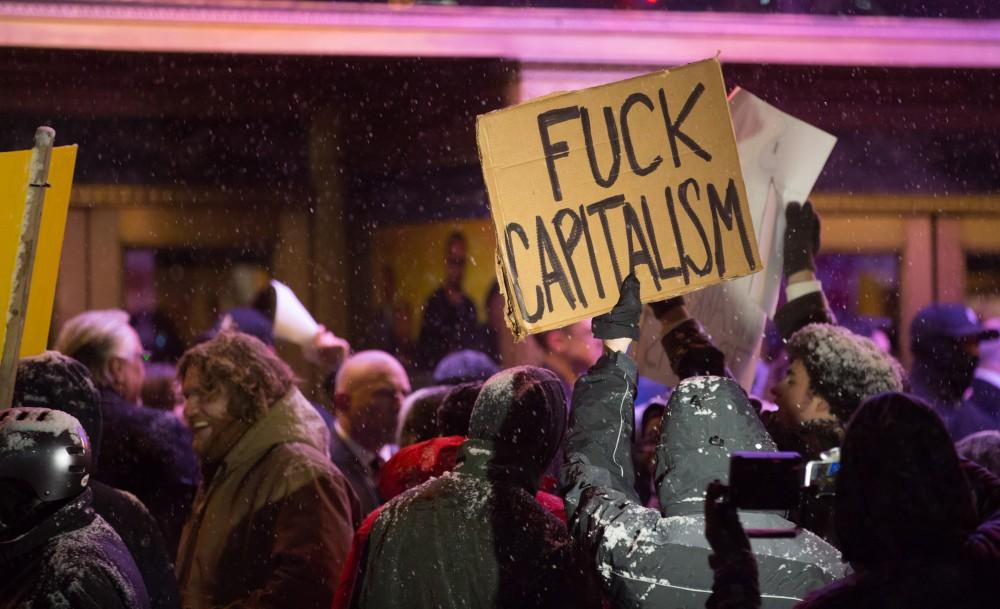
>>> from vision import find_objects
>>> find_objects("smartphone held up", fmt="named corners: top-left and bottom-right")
top-left (725, 449), bottom-right (840, 537)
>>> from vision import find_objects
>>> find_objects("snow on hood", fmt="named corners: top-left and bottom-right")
top-left (466, 366), bottom-right (567, 488)
top-left (655, 376), bottom-right (776, 516)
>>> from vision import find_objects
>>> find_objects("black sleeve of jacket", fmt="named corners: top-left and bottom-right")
top-left (773, 291), bottom-right (835, 340)
top-left (91, 484), bottom-right (181, 609)
top-left (961, 462), bottom-right (1000, 580)
top-left (960, 458), bottom-right (1000, 522)
top-left (707, 550), bottom-right (762, 609)
top-left (659, 318), bottom-right (732, 380)
top-left (561, 349), bottom-right (641, 515)
top-left (544, 531), bottom-right (604, 609)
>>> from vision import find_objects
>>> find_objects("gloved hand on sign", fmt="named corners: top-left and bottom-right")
top-left (592, 274), bottom-right (642, 341)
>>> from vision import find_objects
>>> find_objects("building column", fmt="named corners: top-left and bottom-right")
top-left (935, 216), bottom-right (966, 303)
top-left (309, 107), bottom-right (351, 340)
top-left (899, 217), bottom-right (935, 370)
top-left (88, 208), bottom-right (122, 311)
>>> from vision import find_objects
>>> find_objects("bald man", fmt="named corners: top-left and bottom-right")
top-left (330, 350), bottom-right (412, 517)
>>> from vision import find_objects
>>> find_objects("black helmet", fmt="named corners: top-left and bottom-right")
top-left (0, 407), bottom-right (92, 502)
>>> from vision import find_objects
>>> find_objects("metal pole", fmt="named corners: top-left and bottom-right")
top-left (0, 126), bottom-right (56, 409)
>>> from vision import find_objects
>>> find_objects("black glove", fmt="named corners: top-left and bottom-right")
top-left (648, 296), bottom-right (686, 320)
top-left (592, 274), bottom-right (642, 340)
top-left (783, 201), bottom-right (821, 275)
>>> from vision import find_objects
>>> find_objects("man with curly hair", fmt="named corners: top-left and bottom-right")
top-left (175, 331), bottom-right (359, 609)
top-left (771, 323), bottom-right (906, 460)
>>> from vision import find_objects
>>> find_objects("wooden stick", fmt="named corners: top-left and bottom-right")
top-left (0, 127), bottom-right (56, 410)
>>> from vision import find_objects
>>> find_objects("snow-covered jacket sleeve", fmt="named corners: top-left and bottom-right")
top-left (561, 351), bottom-right (666, 591)
top-left (562, 350), bottom-right (642, 514)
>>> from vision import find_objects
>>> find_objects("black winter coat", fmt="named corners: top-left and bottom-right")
top-left (0, 488), bottom-right (151, 609)
top-left (92, 480), bottom-right (181, 609)
top-left (562, 352), bottom-right (845, 609)
top-left (96, 387), bottom-right (199, 555)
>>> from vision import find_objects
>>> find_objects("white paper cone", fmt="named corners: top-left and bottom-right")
top-left (271, 279), bottom-right (319, 346)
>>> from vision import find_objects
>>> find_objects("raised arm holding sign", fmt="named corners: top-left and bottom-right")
top-left (477, 58), bottom-right (762, 340)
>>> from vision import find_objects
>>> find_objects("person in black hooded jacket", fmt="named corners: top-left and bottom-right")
top-left (0, 407), bottom-right (150, 609)
top-left (345, 364), bottom-right (601, 609)
top-left (562, 275), bottom-right (845, 609)
top-left (12, 351), bottom-right (182, 609)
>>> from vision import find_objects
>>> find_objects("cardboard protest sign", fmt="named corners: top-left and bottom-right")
top-left (637, 89), bottom-right (836, 390)
top-left (478, 58), bottom-right (762, 339)
top-left (0, 145), bottom-right (78, 357)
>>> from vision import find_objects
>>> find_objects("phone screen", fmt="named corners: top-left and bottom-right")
top-left (804, 460), bottom-right (840, 496)
top-left (728, 451), bottom-right (802, 511)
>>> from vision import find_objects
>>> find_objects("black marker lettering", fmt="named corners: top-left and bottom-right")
top-left (504, 222), bottom-right (543, 323)
top-left (658, 83), bottom-right (712, 169)
top-left (586, 195), bottom-right (627, 288)
top-left (620, 93), bottom-right (663, 177)
top-left (622, 201), bottom-right (662, 291)
top-left (552, 208), bottom-right (588, 308)
top-left (536, 216), bottom-right (577, 313)
top-left (664, 186), bottom-right (691, 285)
top-left (579, 204), bottom-right (606, 299)
top-left (537, 107), bottom-right (581, 202)
top-left (678, 178), bottom-right (713, 278)
top-left (580, 106), bottom-right (622, 189)
top-left (641, 195), bottom-right (682, 281)
top-left (707, 178), bottom-right (756, 276)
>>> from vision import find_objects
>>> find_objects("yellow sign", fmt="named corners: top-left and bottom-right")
top-left (477, 58), bottom-right (762, 338)
top-left (0, 145), bottom-right (78, 356)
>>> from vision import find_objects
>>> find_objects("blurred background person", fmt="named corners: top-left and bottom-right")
top-left (417, 231), bottom-right (480, 371)
top-left (910, 304), bottom-right (1000, 440)
top-left (396, 385), bottom-right (450, 449)
top-left (966, 317), bottom-right (1000, 433)
top-left (331, 350), bottom-right (412, 517)
top-left (532, 320), bottom-right (603, 398)
top-left (142, 362), bottom-right (184, 421)
top-left (54, 309), bottom-right (199, 557)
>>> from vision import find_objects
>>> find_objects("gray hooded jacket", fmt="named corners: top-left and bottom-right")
top-left (562, 352), bottom-right (845, 609)
top-left (351, 366), bottom-right (601, 609)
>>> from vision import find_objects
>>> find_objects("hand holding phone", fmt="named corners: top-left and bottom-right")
top-left (704, 480), bottom-right (751, 555)
top-left (727, 452), bottom-right (802, 538)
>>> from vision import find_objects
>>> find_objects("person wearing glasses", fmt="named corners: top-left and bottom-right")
top-left (55, 309), bottom-right (200, 558)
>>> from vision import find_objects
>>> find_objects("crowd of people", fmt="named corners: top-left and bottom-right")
top-left (1, 201), bottom-right (999, 609)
